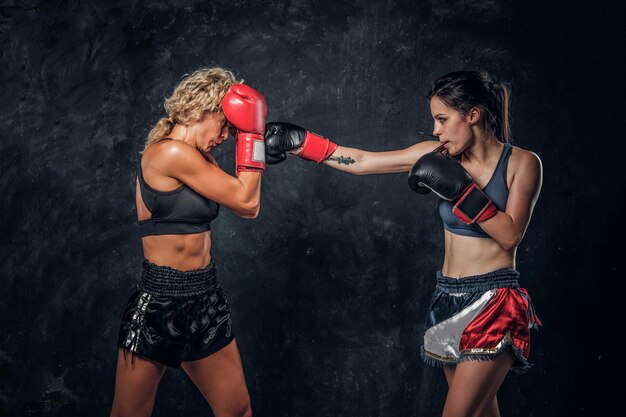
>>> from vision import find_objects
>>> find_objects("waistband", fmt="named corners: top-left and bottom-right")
top-left (139, 260), bottom-right (218, 297)
top-left (435, 268), bottom-right (520, 293)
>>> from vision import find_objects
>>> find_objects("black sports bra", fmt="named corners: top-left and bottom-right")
top-left (137, 142), bottom-right (220, 237)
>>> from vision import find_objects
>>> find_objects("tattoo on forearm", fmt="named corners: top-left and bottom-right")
top-left (328, 155), bottom-right (356, 165)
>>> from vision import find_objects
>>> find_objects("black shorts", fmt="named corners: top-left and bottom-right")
top-left (117, 260), bottom-right (234, 368)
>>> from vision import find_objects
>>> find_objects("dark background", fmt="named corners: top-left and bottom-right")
top-left (1, 0), bottom-right (623, 416)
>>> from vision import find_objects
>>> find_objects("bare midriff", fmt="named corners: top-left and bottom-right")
top-left (136, 180), bottom-right (213, 271)
top-left (441, 230), bottom-right (515, 278)
top-left (141, 231), bottom-right (213, 271)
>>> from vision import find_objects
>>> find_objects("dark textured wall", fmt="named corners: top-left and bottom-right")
top-left (1, 1), bottom-right (623, 416)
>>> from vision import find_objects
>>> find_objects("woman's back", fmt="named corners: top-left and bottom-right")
top-left (136, 140), bottom-right (218, 270)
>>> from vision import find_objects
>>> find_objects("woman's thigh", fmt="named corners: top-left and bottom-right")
top-left (442, 350), bottom-right (515, 417)
top-left (181, 339), bottom-right (251, 417)
top-left (110, 348), bottom-right (166, 417)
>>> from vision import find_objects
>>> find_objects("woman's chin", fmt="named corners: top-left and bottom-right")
top-left (204, 143), bottom-right (218, 152)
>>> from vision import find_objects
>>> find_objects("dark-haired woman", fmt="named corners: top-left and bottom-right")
top-left (264, 71), bottom-right (542, 417)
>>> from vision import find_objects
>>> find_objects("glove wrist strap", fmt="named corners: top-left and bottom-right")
top-left (452, 183), bottom-right (497, 224)
top-left (236, 133), bottom-right (265, 176)
top-left (296, 131), bottom-right (338, 163)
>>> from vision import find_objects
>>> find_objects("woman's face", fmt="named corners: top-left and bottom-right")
top-left (430, 96), bottom-right (474, 155)
top-left (189, 111), bottom-right (230, 153)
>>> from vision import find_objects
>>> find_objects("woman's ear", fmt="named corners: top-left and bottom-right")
top-left (467, 107), bottom-right (481, 126)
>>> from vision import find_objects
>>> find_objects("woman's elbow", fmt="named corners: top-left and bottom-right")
top-left (499, 233), bottom-right (523, 251)
top-left (237, 200), bottom-right (260, 218)
top-left (247, 204), bottom-right (261, 218)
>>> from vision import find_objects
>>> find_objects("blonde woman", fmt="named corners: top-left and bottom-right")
top-left (110, 67), bottom-right (266, 417)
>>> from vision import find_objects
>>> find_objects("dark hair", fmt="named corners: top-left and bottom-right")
top-left (427, 71), bottom-right (511, 143)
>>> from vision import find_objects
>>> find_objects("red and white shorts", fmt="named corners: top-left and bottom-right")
top-left (421, 268), bottom-right (541, 371)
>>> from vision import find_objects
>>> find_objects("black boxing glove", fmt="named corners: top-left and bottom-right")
top-left (264, 122), bottom-right (338, 164)
top-left (408, 150), bottom-right (497, 224)
top-left (265, 152), bottom-right (287, 165)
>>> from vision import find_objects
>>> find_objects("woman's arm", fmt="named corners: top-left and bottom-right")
top-left (158, 141), bottom-right (262, 218)
top-left (477, 149), bottom-right (543, 250)
top-left (322, 141), bottom-right (440, 175)
top-left (265, 122), bottom-right (441, 175)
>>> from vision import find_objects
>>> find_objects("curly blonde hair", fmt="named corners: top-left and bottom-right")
top-left (144, 67), bottom-right (242, 150)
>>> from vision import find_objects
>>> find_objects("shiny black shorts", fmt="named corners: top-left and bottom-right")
top-left (117, 260), bottom-right (234, 368)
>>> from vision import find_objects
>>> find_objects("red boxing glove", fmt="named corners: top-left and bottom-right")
top-left (222, 84), bottom-right (267, 175)
top-left (451, 183), bottom-right (498, 224)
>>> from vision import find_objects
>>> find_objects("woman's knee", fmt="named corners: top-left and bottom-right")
top-left (110, 398), bottom-right (156, 417)
top-left (217, 400), bottom-right (251, 417)
top-left (241, 403), bottom-right (253, 417)
top-left (235, 396), bottom-right (252, 417)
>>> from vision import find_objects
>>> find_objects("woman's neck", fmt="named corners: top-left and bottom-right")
top-left (168, 124), bottom-right (196, 148)
top-left (462, 132), bottom-right (503, 165)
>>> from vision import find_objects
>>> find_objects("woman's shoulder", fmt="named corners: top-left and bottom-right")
top-left (509, 144), bottom-right (541, 168)
top-left (141, 140), bottom-right (211, 180)
top-left (155, 138), bottom-right (198, 154)
top-left (508, 144), bottom-right (542, 183)
top-left (143, 139), bottom-right (201, 163)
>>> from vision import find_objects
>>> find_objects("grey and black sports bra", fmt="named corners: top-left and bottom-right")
top-left (438, 143), bottom-right (512, 238)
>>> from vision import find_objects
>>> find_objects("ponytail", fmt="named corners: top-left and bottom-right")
top-left (491, 81), bottom-right (511, 143)
top-left (144, 117), bottom-right (175, 152)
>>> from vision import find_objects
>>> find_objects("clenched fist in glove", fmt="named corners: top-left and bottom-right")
top-left (264, 122), bottom-right (338, 164)
top-left (222, 84), bottom-right (267, 176)
top-left (408, 149), bottom-right (497, 224)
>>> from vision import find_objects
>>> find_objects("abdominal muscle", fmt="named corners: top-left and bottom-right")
top-left (141, 231), bottom-right (213, 271)
top-left (441, 231), bottom-right (515, 278)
